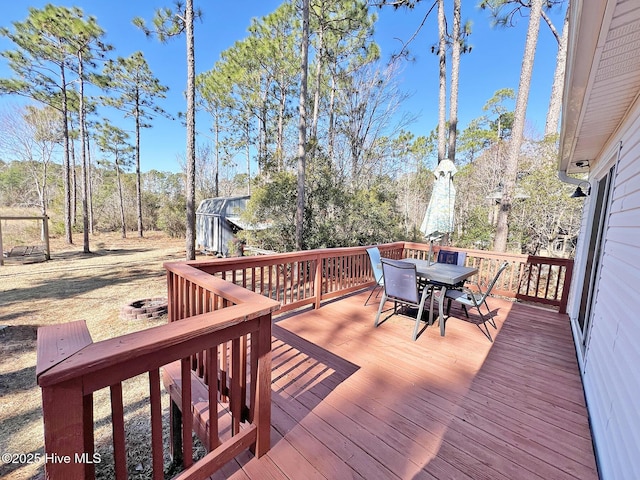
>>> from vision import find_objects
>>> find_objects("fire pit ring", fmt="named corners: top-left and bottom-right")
top-left (120, 297), bottom-right (168, 321)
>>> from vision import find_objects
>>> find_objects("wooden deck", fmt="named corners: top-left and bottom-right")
top-left (210, 290), bottom-right (598, 480)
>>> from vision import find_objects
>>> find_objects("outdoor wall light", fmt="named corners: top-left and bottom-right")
top-left (574, 160), bottom-right (590, 168)
top-left (570, 181), bottom-right (591, 198)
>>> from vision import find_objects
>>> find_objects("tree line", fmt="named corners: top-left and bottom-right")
top-left (0, 0), bottom-right (580, 258)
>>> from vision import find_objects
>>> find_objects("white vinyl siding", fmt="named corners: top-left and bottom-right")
top-left (579, 109), bottom-right (640, 480)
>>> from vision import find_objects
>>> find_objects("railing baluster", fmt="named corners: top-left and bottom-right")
top-left (181, 357), bottom-right (193, 468)
top-left (207, 346), bottom-right (220, 450)
top-left (240, 334), bottom-right (248, 418)
top-left (149, 369), bottom-right (164, 480)
top-left (231, 337), bottom-right (241, 435)
top-left (288, 262), bottom-right (294, 305)
top-left (300, 261), bottom-right (305, 300)
top-left (543, 264), bottom-right (552, 299)
top-left (110, 383), bottom-right (128, 480)
top-left (83, 394), bottom-right (95, 479)
top-left (554, 266), bottom-right (563, 301)
top-left (220, 341), bottom-right (229, 402)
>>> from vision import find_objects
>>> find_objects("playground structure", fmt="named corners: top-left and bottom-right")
top-left (0, 215), bottom-right (50, 266)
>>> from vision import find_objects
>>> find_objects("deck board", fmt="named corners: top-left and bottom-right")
top-left (209, 291), bottom-right (598, 479)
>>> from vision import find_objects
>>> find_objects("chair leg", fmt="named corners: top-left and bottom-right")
top-left (374, 293), bottom-right (387, 327)
top-left (478, 321), bottom-right (493, 342)
top-left (412, 288), bottom-right (430, 341)
top-left (364, 284), bottom-right (380, 306)
top-left (482, 299), bottom-right (497, 329)
top-left (428, 287), bottom-right (438, 325)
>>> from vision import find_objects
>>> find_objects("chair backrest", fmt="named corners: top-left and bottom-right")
top-left (438, 250), bottom-right (467, 266)
top-left (479, 261), bottom-right (509, 302)
top-left (366, 247), bottom-right (384, 284)
top-left (381, 258), bottom-right (419, 304)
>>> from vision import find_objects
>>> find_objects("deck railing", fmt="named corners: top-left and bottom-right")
top-left (192, 242), bottom-right (573, 314)
top-left (188, 245), bottom-right (395, 313)
top-left (36, 241), bottom-right (572, 479)
top-left (36, 264), bottom-right (279, 480)
top-left (402, 243), bottom-right (573, 313)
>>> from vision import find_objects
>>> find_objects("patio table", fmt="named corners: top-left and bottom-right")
top-left (401, 258), bottom-right (478, 336)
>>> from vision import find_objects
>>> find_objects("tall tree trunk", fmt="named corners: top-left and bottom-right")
top-left (78, 55), bottom-right (90, 253)
top-left (246, 118), bottom-right (251, 195)
top-left (40, 149), bottom-right (48, 217)
top-left (311, 21), bottom-right (325, 140)
top-left (135, 105), bottom-right (144, 237)
top-left (60, 65), bottom-right (72, 244)
top-left (87, 135), bottom-right (94, 235)
top-left (437, 0), bottom-right (447, 164)
top-left (39, 154), bottom-right (48, 241)
top-left (545, 7), bottom-right (569, 138)
top-left (115, 160), bottom-right (127, 239)
top-left (328, 73), bottom-right (337, 161)
top-left (259, 84), bottom-right (268, 170)
top-left (185, 0), bottom-right (196, 260)
top-left (277, 81), bottom-right (286, 171)
top-left (494, 0), bottom-right (544, 252)
top-left (71, 135), bottom-right (77, 227)
top-left (214, 115), bottom-right (220, 197)
top-left (447, 0), bottom-right (461, 164)
top-left (296, 0), bottom-right (310, 251)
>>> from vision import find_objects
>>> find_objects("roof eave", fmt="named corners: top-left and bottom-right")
top-left (558, 0), bottom-right (610, 176)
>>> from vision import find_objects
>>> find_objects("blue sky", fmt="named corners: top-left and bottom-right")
top-left (0, 1), bottom-right (567, 174)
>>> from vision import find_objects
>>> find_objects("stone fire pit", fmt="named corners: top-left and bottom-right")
top-left (120, 297), bottom-right (168, 320)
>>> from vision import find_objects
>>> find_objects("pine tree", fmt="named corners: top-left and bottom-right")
top-left (102, 52), bottom-right (170, 238)
top-left (134, 0), bottom-right (201, 260)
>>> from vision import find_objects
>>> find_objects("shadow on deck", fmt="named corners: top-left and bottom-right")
top-left (211, 291), bottom-right (597, 480)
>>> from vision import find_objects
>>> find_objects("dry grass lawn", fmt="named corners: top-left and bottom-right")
top-left (0, 230), bottom-right (191, 479)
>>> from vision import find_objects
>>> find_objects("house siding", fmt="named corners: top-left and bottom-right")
top-left (573, 107), bottom-right (640, 480)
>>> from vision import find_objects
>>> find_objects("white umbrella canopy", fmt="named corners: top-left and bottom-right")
top-left (420, 159), bottom-right (457, 238)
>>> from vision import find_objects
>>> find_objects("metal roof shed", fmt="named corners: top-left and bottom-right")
top-left (196, 195), bottom-right (250, 256)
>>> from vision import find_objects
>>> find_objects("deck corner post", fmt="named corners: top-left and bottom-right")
top-left (253, 313), bottom-right (272, 457)
top-left (41, 378), bottom-right (90, 479)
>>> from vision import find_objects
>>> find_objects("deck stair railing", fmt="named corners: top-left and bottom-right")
top-left (36, 263), bottom-right (278, 480)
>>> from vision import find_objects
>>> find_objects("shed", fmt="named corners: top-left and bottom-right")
top-left (196, 196), bottom-right (250, 256)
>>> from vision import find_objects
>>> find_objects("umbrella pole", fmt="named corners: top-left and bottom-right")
top-left (428, 239), bottom-right (433, 265)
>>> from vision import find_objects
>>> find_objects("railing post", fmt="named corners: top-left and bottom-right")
top-left (559, 261), bottom-right (574, 314)
top-left (43, 215), bottom-right (51, 261)
top-left (41, 378), bottom-right (91, 479)
top-left (253, 313), bottom-right (272, 456)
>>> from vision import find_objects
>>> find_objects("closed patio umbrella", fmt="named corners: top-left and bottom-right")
top-left (420, 159), bottom-right (457, 259)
